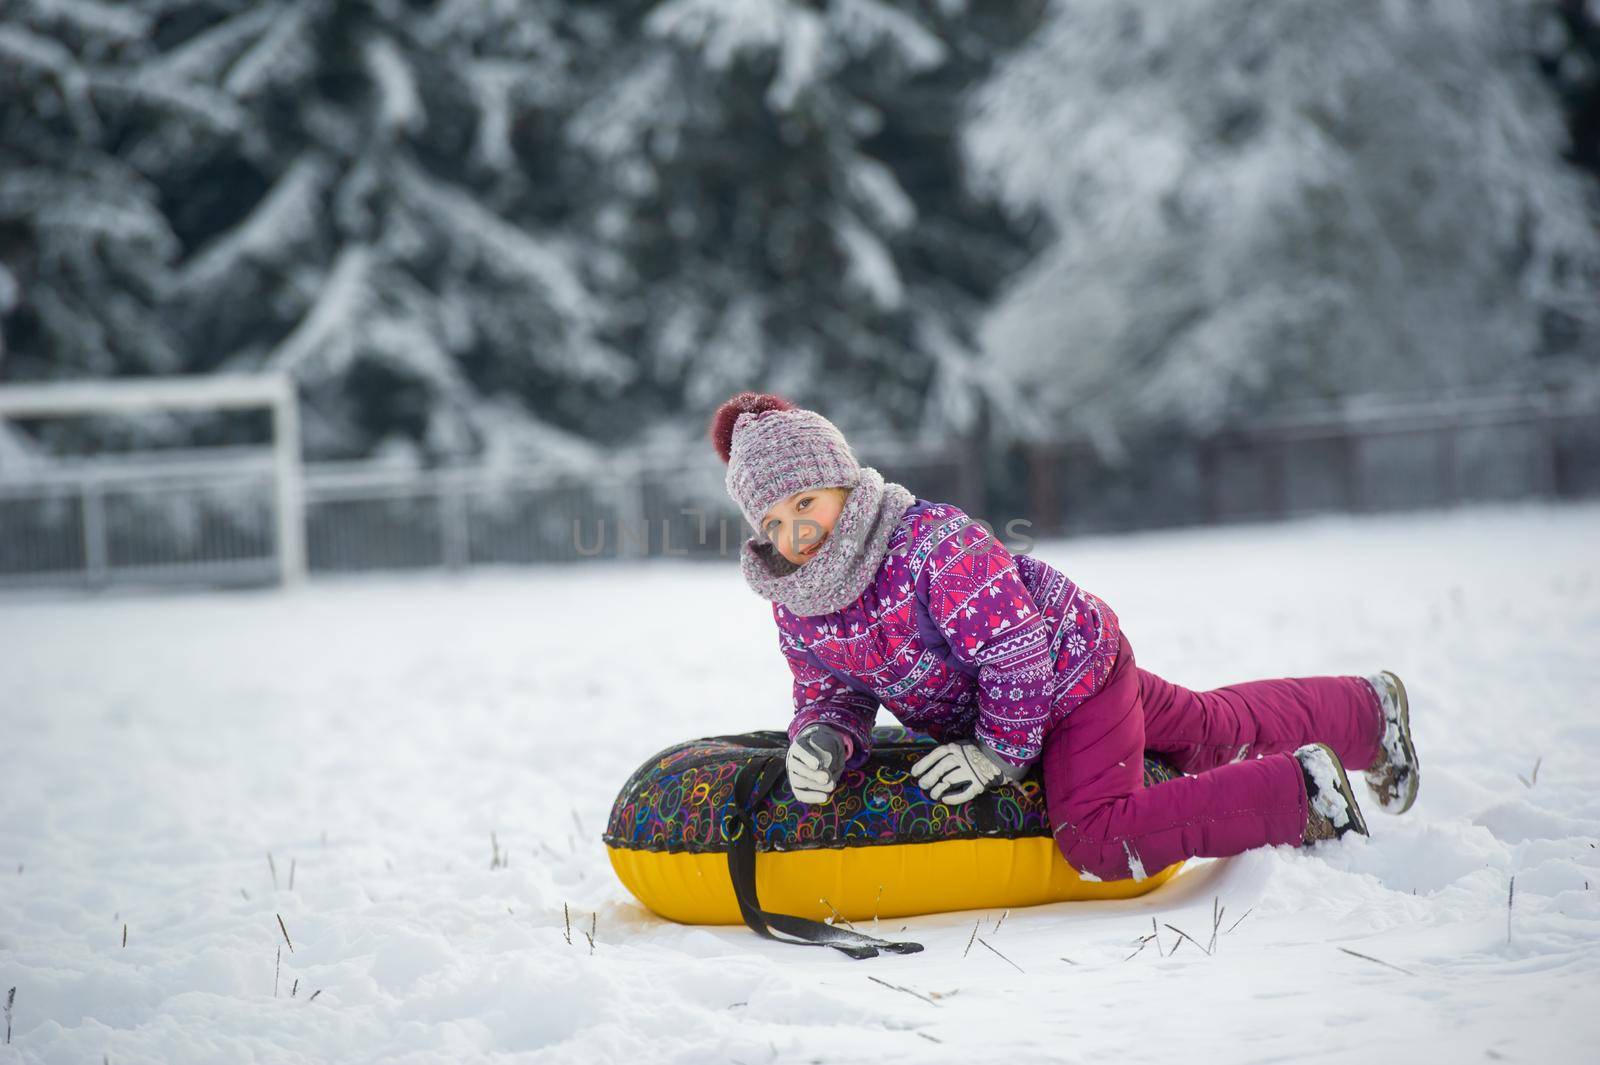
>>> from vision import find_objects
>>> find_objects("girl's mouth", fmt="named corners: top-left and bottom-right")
top-left (802, 537), bottom-right (825, 557)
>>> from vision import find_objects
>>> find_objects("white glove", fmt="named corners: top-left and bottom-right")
top-left (912, 741), bottom-right (1007, 804)
top-left (786, 724), bottom-right (849, 804)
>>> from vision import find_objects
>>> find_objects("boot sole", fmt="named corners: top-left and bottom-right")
top-left (1375, 669), bottom-right (1420, 815)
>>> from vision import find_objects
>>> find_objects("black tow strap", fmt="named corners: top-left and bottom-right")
top-left (726, 756), bottom-right (924, 960)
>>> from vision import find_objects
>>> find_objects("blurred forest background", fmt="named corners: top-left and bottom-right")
top-left (1, 0), bottom-right (1598, 556)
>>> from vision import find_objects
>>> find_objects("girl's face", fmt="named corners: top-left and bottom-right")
top-left (761, 486), bottom-right (851, 566)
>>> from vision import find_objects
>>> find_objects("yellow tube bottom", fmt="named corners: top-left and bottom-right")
top-left (608, 836), bottom-right (1185, 925)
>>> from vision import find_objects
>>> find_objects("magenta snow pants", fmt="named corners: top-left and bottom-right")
top-left (1042, 628), bottom-right (1385, 881)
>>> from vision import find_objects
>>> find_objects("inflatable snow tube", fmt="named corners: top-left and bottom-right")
top-left (605, 727), bottom-right (1186, 930)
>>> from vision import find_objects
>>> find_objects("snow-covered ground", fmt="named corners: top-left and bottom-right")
top-left (2, 501), bottom-right (1598, 1064)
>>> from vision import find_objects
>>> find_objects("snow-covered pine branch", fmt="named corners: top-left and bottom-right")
top-left (964, 0), bottom-right (1600, 454)
top-left (174, 155), bottom-right (331, 297)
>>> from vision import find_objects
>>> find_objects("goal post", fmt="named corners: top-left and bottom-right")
top-left (0, 374), bottom-right (306, 585)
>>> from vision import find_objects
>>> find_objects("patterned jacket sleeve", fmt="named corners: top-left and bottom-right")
top-left (913, 510), bottom-right (1054, 777)
top-left (776, 615), bottom-right (878, 770)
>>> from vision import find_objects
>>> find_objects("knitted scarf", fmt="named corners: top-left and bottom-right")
top-left (739, 466), bottom-right (917, 617)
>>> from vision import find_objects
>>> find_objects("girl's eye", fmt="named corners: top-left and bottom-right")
top-left (797, 498), bottom-right (810, 509)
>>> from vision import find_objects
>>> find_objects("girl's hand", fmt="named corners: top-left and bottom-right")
top-left (912, 741), bottom-right (1006, 804)
top-left (786, 724), bottom-right (848, 803)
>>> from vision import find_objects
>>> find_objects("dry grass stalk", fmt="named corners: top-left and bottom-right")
top-left (268, 852), bottom-right (278, 891)
top-left (1507, 875), bottom-right (1516, 944)
top-left (867, 974), bottom-right (940, 1007)
top-left (1164, 923), bottom-right (1211, 956)
top-left (276, 913), bottom-right (294, 953)
top-left (817, 898), bottom-right (856, 930)
top-left (976, 937), bottom-right (1024, 973)
top-left (1338, 946), bottom-right (1415, 976)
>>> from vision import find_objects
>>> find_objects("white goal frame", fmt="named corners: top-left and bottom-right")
top-left (0, 374), bottom-right (306, 585)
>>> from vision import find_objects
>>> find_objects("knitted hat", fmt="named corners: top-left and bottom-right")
top-left (709, 391), bottom-right (862, 541)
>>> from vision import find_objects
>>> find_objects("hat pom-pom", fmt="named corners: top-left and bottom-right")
top-left (709, 391), bottom-right (795, 463)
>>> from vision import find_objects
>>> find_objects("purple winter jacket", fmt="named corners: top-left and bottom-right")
top-left (777, 498), bottom-right (1122, 775)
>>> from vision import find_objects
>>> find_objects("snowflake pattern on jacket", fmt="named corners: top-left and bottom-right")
top-left (777, 499), bottom-right (1122, 774)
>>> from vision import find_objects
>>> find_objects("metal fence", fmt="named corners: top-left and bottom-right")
top-left (0, 449), bottom-right (281, 590)
top-left (1021, 389), bottom-right (1600, 535)
top-left (0, 441), bottom-right (975, 590)
top-left (3, 387), bottom-right (1595, 591)
top-left (0, 374), bottom-right (304, 589)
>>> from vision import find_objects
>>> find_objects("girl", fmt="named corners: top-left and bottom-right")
top-left (710, 391), bottom-right (1420, 881)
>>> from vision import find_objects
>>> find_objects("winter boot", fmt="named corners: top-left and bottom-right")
top-left (1361, 670), bottom-right (1420, 815)
top-left (1294, 743), bottom-right (1370, 845)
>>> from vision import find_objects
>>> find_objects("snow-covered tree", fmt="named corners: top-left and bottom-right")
top-left (0, 0), bottom-right (621, 466)
top-left (0, 0), bottom-right (203, 380)
top-left (2, 0), bottom-right (1048, 465)
top-left (155, 0), bottom-right (633, 467)
top-left (563, 0), bottom-right (1050, 450)
top-left (965, 0), bottom-right (1600, 460)
top-left (5, 0), bottom-right (1595, 475)
top-left (1536, 1), bottom-right (1599, 184)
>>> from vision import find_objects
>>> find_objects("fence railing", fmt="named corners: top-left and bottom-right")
top-left (3, 387), bottom-right (1595, 591)
top-left (1021, 388), bottom-right (1600, 535)
top-left (0, 374), bottom-right (305, 586)
top-left (0, 450), bottom-right (281, 589)
top-left (0, 442), bottom-right (974, 590)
